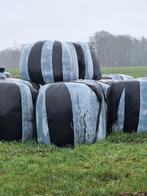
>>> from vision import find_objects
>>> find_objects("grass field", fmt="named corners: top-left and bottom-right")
top-left (5, 66), bottom-right (147, 78)
top-left (0, 133), bottom-right (147, 196)
top-left (1, 66), bottom-right (147, 195)
top-left (6, 67), bottom-right (20, 77)
top-left (102, 66), bottom-right (147, 78)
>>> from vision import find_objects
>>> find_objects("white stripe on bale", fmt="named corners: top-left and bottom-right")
top-left (113, 89), bottom-right (125, 132)
top-left (10, 78), bottom-right (34, 88)
top-left (67, 42), bottom-right (79, 79)
top-left (36, 84), bottom-right (51, 144)
top-left (19, 43), bottom-right (34, 81)
top-left (12, 80), bottom-right (34, 141)
top-left (76, 80), bottom-right (107, 140)
top-left (41, 41), bottom-right (54, 83)
top-left (62, 42), bottom-right (73, 81)
top-left (97, 99), bottom-right (107, 139)
top-left (65, 83), bottom-right (99, 145)
top-left (78, 42), bottom-right (93, 79)
top-left (137, 80), bottom-right (147, 133)
top-left (117, 74), bottom-right (134, 80)
top-left (99, 81), bottom-right (110, 98)
top-left (102, 74), bottom-right (133, 80)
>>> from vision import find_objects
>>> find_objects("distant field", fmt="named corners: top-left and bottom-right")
top-left (6, 66), bottom-right (147, 78)
top-left (102, 66), bottom-right (147, 78)
top-left (6, 67), bottom-right (19, 77)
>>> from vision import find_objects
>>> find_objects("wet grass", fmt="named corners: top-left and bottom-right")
top-left (0, 133), bottom-right (147, 195)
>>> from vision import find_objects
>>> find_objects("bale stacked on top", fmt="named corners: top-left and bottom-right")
top-left (19, 41), bottom-right (102, 84)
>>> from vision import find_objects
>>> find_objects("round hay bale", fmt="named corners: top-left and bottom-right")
top-left (0, 78), bottom-right (38, 141)
top-left (36, 80), bottom-right (106, 146)
top-left (107, 80), bottom-right (147, 133)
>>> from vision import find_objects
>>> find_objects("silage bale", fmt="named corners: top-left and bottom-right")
top-left (0, 67), bottom-right (11, 79)
top-left (0, 78), bottom-right (38, 141)
top-left (36, 80), bottom-right (106, 146)
top-left (102, 74), bottom-right (133, 80)
top-left (19, 41), bottom-right (102, 84)
top-left (71, 42), bottom-right (102, 80)
top-left (19, 41), bottom-right (79, 84)
top-left (107, 80), bottom-right (147, 133)
top-left (137, 77), bottom-right (147, 80)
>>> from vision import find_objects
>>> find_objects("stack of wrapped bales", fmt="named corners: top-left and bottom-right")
top-left (20, 41), bottom-right (102, 84)
top-left (1, 39), bottom-right (146, 146)
top-left (0, 40), bottom-right (107, 146)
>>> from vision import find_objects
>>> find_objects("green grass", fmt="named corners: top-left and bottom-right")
top-left (101, 66), bottom-right (147, 78)
top-left (1, 66), bottom-right (147, 195)
top-left (5, 66), bottom-right (147, 78)
top-left (5, 67), bottom-right (19, 78)
top-left (0, 133), bottom-right (147, 196)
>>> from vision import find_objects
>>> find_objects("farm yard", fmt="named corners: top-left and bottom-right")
top-left (0, 66), bottom-right (147, 196)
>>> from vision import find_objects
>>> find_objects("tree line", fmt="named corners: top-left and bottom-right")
top-left (89, 31), bottom-right (147, 66)
top-left (0, 48), bottom-right (20, 68)
top-left (0, 31), bottom-right (147, 67)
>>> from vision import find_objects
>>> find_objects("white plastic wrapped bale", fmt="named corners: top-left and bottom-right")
top-left (36, 80), bottom-right (106, 147)
top-left (98, 81), bottom-right (111, 99)
top-left (19, 41), bottom-right (79, 84)
top-left (71, 42), bottom-right (102, 80)
top-left (19, 41), bottom-right (102, 85)
top-left (107, 80), bottom-right (147, 134)
top-left (0, 67), bottom-right (11, 79)
top-left (102, 74), bottom-right (133, 80)
top-left (0, 78), bottom-right (38, 141)
top-left (137, 77), bottom-right (147, 80)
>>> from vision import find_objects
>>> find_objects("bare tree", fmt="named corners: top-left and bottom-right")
top-left (89, 31), bottom-right (147, 67)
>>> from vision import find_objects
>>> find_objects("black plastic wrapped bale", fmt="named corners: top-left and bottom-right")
top-left (19, 41), bottom-right (79, 84)
top-left (36, 80), bottom-right (106, 146)
top-left (107, 80), bottom-right (147, 134)
top-left (0, 78), bottom-right (38, 141)
top-left (0, 67), bottom-right (11, 79)
top-left (72, 42), bottom-right (102, 80)
top-left (137, 77), bottom-right (147, 80)
top-left (102, 74), bottom-right (133, 80)
top-left (19, 41), bottom-right (102, 84)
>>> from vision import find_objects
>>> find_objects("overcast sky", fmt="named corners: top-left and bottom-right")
top-left (0, 0), bottom-right (147, 49)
